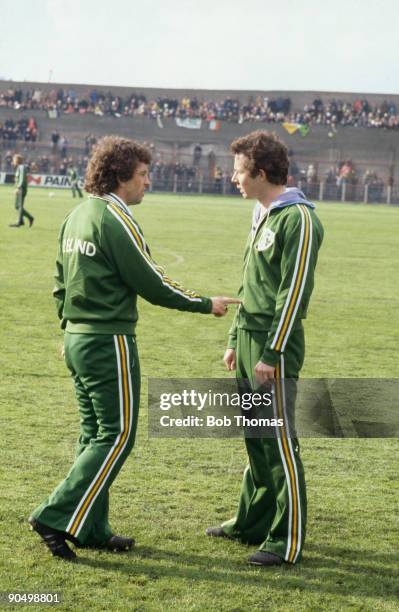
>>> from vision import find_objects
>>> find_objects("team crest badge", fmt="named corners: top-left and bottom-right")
top-left (256, 227), bottom-right (275, 251)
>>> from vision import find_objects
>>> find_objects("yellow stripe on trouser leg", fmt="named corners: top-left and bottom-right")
top-left (30, 333), bottom-right (138, 546)
top-left (221, 328), bottom-right (306, 563)
top-left (68, 335), bottom-right (131, 537)
top-left (275, 361), bottom-right (300, 562)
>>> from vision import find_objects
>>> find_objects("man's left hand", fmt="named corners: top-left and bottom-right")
top-left (254, 361), bottom-right (275, 384)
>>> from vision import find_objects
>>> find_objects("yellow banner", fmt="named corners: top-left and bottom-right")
top-left (282, 122), bottom-right (299, 135)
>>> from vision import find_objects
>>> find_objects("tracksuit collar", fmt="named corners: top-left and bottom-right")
top-left (269, 187), bottom-right (316, 210)
top-left (106, 192), bottom-right (132, 217)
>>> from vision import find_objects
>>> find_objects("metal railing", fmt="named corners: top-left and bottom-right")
top-left (149, 176), bottom-right (398, 204)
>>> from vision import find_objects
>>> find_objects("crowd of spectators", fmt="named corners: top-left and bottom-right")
top-left (0, 116), bottom-right (38, 145)
top-left (294, 98), bottom-right (399, 129)
top-left (0, 149), bottom-right (88, 174)
top-left (0, 142), bottom-right (389, 203)
top-left (286, 159), bottom-right (388, 202)
top-left (1, 85), bottom-right (399, 129)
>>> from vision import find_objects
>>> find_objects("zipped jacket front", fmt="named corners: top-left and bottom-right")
top-left (54, 193), bottom-right (212, 334)
top-left (228, 191), bottom-right (324, 365)
top-left (15, 164), bottom-right (28, 193)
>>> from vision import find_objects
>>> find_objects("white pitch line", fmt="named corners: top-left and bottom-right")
top-left (162, 250), bottom-right (185, 266)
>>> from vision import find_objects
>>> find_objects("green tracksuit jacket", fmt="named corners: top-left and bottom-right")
top-left (15, 163), bottom-right (28, 191)
top-left (54, 193), bottom-right (212, 333)
top-left (68, 167), bottom-right (78, 182)
top-left (227, 189), bottom-right (324, 365)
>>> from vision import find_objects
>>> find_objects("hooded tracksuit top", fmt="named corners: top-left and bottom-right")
top-left (53, 193), bottom-right (212, 333)
top-left (227, 188), bottom-right (324, 365)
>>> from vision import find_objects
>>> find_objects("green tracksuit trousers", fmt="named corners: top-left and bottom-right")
top-left (31, 333), bottom-right (140, 546)
top-left (222, 327), bottom-right (307, 563)
top-left (15, 188), bottom-right (33, 225)
top-left (71, 183), bottom-right (83, 198)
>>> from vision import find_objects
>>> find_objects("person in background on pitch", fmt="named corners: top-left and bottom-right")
top-left (9, 154), bottom-right (34, 228)
top-left (28, 135), bottom-right (239, 561)
top-left (206, 130), bottom-right (324, 567)
top-left (68, 162), bottom-right (83, 198)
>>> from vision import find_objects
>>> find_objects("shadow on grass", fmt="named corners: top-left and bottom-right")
top-left (73, 542), bottom-right (399, 600)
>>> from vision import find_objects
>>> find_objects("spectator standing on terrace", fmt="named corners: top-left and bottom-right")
top-left (5, 151), bottom-right (13, 170)
top-left (306, 164), bottom-right (318, 198)
top-left (9, 153), bottom-right (34, 228)
top-left (306, 164), bottom-right (317, 183)
top-left (84, 133), bottom-right (91, 154)
top-left (337, 160), bottom-right (357, 200)
top-left (84, 133), bottom-right (97, 154)
top-left (60, 135), bottom-right (68, 158)
top-left (51, 130), bottom-right (60, 151)
top-left (193, 143), bottom-right (202, 165)
top-left (363, 169), bottom-right (384, 202)
top-left (208, 149), bottom-right (216, 179)
top-left (214, 166), bottom-right (223, 193)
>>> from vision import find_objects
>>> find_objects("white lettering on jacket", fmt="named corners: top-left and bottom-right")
top-left (63, 238), bottom-right (97, 256)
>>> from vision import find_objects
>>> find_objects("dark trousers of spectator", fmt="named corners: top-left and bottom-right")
top-left (16, 189), bottom-right (33, 225)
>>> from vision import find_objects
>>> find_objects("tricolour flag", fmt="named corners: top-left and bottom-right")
top-left (209, 120), bottom-right (221, 131)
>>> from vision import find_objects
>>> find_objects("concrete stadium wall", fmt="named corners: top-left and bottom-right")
top-left (2, 106), bottom-right (398, 160)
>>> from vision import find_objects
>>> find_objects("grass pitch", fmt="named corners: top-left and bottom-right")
top-left (0, 187), bottom-right (398, 611)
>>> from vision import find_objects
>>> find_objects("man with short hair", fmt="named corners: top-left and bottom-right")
top-left (206, 130), bottom-right (324, 567)
top-left (29, 136), bottom-right (238, 561)
top-left (10, 154), bottom-right (34, 228)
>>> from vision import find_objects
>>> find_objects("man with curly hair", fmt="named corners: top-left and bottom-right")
top-left (206, 131), bottom-right (324, 567)
top-left (29, 136), bottom-right (238, 561)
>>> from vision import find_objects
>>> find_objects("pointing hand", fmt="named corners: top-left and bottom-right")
top-left (211, 297), bottom-right (241, 317)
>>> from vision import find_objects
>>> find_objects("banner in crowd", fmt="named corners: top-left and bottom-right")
top-left (0, 173), bottom-right (83, 189)
top-left (175, 117), bottom-right (202, 129)
top-left (282, 122), bottom-right (310, 137)
top-left (208, 120), bottom-right (221, 131)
